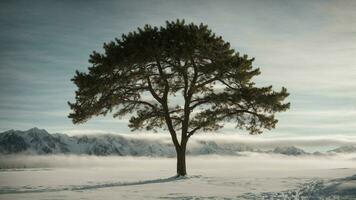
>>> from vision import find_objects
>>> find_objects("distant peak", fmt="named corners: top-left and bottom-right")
top-left (27, 127), bottom-right (49, 134)
top-left (4, 129), bottom-right (15, 133)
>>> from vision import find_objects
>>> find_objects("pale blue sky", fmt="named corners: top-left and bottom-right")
top-left (0, 0), bottom-right (355, 137)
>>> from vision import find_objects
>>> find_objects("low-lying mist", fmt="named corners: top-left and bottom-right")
top-left (1, 153), bottom-right (356, 170)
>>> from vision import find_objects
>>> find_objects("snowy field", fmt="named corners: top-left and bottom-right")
top-left (0, 154), bottom-right (356, 200)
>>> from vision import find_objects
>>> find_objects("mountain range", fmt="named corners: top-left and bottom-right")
top-left (0, 128), bottom-right (355, 156)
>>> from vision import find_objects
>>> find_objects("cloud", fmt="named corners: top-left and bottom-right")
top-left (0, 0), bottom-right (355, 137)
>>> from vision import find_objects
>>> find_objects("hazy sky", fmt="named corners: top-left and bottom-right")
top-left (0, 0), bottom-right (355, 137)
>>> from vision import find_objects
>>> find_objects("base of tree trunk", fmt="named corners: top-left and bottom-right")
top-left (175, 174), bottom-right (187, 179)
top-left (176, 148), bottom-right (187, 177)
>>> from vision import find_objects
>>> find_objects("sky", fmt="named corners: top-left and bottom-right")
top-left (0, 0), bottom-right (355, 137)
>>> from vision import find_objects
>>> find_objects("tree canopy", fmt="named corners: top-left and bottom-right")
top-left (68, 20), bottom-right (290, 175)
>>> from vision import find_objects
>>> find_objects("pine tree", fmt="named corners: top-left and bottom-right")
top-left (68, 20), bottom-right (290, 176)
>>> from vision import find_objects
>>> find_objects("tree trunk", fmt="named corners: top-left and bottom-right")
top-left (176, 146), bottom-right (187, 176)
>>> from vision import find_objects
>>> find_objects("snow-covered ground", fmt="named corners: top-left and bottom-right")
top-left (0, 153), bottom-right (355, 199)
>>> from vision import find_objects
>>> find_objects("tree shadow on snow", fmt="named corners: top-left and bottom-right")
top-left (0, 175), bottom-right (199, 194)
top-left (72, 175), bottom-right (191, 191)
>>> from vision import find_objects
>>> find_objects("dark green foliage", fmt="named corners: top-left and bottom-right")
top-left (69, 19), bottom-right (289, 134)
top-left (68, 19), bottom-right (289, 175)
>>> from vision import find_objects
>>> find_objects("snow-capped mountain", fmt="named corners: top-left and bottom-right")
top-left (272, 146), bottom-right (307, 156)
top-left (0, 129), bottom-right (259, 156)
top-left (0, 128), bottom-right (258, 156)
top-left (0, 128), bottom-right (352, 156)
top-left (0, 128), bottom-right (177, 156)
top-left (328, 145), bottom-right (356, 153)
top-left (0, 128), bottom-right (69, 154)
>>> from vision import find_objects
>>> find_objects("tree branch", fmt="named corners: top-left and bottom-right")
top-left (155, 57), bottom-right (169, 99)
top-left (187, 126), bottom-right (202, 138)
top-left (194, 77), bottom-right (218, 89)
top-left (155, 57), bottom-right (181, 149)
top-left (187, 57), bottom-right (199, 97)
top-left (190, 98), bottom-right (211, 110)
top-left (218, 79), bottom-right (237, 90)
top-left (123, 99), bottom-right (158, 110)
top-left (146, 76), bottom-right (163, 103)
